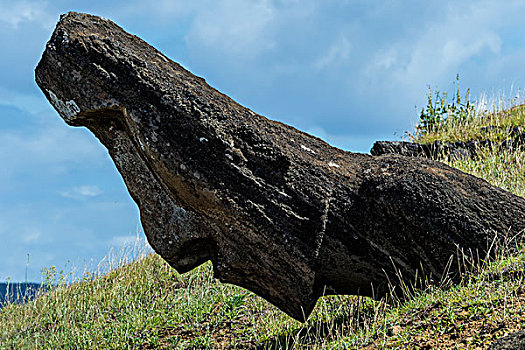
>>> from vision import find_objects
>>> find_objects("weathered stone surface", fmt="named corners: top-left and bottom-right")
top-left (371, 127), bottom-right (525, 161)
top-left (370, 141), bottom-right (428, 158)
top-left (35, 12), bottom-right (525, 321)
top-left (489, 331), bottom-right (525, 350)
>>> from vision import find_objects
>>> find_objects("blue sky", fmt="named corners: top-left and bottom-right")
top-left (2, 0), bottom-right (525, 282)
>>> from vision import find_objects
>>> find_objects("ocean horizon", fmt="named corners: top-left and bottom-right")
top-left (0, 282), bottom-right (50, 308)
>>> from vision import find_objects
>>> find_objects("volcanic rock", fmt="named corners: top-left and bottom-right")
top-left (489, 331), bottom-right (525, 350)
top-left (372, 127), bottom-right (525, 161)
top-left (35, 12), bottom-right (525, 321)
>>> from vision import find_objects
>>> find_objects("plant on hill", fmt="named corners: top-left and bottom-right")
top-left (416, 74), bottom-right (475, 138)
top-left (412, 76), bottom-right (525, 145)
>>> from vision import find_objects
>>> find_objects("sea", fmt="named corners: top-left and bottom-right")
top-left (0, 282), bottom-right (49, 308)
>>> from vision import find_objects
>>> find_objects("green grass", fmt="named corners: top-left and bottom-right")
top-left (411, 91), bottom-right (525, 145)
top-left (1, 93), bottom-right (525, 349)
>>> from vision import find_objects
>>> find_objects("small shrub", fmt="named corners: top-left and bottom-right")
top-left (417, 74), bottom-right (475, 137)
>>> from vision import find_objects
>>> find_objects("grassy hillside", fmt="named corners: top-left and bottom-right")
top-left (1, 93), bottom-right (524, 349)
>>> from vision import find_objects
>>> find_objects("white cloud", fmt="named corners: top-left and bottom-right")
top-left (351, 0), bottom-right (525, 127)
top-left (23, 230), bottom-right (41, 243)
top-left (185, 0), bottom-right (276, 58)
top-left (372, 2), bottom-right (510, 84)
top-left (60, 186), bottom-right (102, 200)
top-left (373, 48), bottom-right (399, 71)
top-left (110, 235), bottom-right (137, 247)
top-left (0, 0), bottom-right (53, 29)
top-left (118, 0), bottom-right (199, 20)
top-left (75, 186), bottom-right (102, 197)
top-left (315, 34), bottom-right (352, 70)
top-left (0, 86), bottom-right (49, 116)
top-left (441, 34), bottom-right (502, 67)
top-left (0, 121), bottom-right (104, 181)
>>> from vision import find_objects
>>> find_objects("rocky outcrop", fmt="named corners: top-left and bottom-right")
top-left (489, 331), bottom-right (525, 350)
top-left (35, 12), bottom-right (525, 321)
top-left (371, 141), bottom-right (429, 158)
top-left (371, 127), bottom-right (525, 161)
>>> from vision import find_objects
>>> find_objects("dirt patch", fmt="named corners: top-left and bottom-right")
top-left (365, 288), bottom-right (525, 349)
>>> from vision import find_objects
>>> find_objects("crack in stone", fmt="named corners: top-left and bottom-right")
top-left (314, 188), bottom-right (332, 260)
